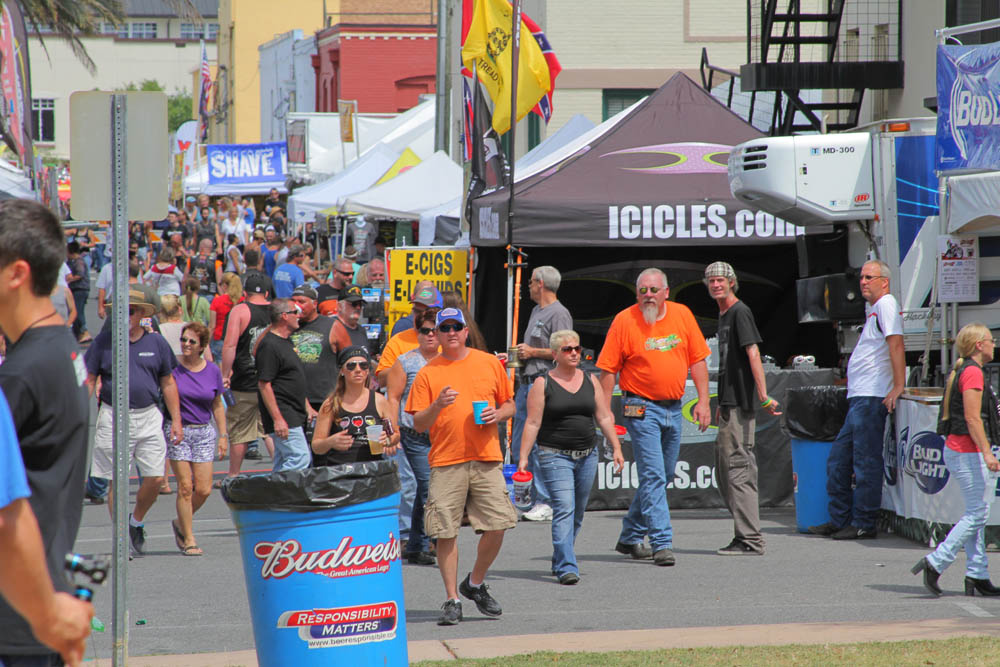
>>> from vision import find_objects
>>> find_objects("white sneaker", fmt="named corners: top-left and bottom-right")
top-left (522, 503), bottom-right (553, 522)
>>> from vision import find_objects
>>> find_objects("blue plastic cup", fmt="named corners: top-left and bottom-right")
top-left (472, 400), bottom-right (489, 424)
top-left (224, 464), bottom-right (407, 666)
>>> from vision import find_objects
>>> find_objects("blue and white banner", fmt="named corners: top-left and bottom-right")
top-left (936, 43), bottom-right (1000, 171)
top-left (207, 142), bottom-right (288, 186)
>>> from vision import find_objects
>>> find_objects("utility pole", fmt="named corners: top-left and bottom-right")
top-left (434, 0), bottom-right (450, 153)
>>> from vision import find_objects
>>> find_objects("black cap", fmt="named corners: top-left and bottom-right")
top-left (337, 345), bottom-right (371, 367)
top-left (291, 284), bottom-right (317, 300)
top-left (342, 285), bottom-right (364, 303)
top-left (245, 272), bottom-right (271, 296)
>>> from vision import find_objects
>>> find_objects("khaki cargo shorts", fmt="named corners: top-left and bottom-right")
top-left (227, 390), bottom-right (263, 445)
top-left (425, 460), bottom-right (518, 539)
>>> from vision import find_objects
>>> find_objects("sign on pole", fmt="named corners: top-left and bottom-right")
top-left (937, 235), bottom-right (979, 302)
top-left (386, 247), bottom-right (469, 331)
top-left (69, 91), bottom-right (168, 221)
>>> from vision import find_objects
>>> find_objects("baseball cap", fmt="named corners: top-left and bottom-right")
top-left (291, 284), bottom-right (317, 300)
top-left (342, 285), bottom-right (364, 303)
top-left (411, 285), bottom-right (442, 307)
top-left (436, 307), bottom-right (466, 328)
top-left (265, 225), bottom-right (276, 233)
top-left (245, 272), bottom-right (271, 296)
top-left (185, 195), bottom-right (196, 203)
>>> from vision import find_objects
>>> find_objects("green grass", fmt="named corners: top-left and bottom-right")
top-left (415, 637), bottom-right (1000, 666)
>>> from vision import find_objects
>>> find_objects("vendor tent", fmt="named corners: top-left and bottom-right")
top-left (470, 73), bottom-right (800, 247)
top-left (340, 151), bottom-right (462, 221)
top-left (0, 161), bottom-right (34, 199)
top-left (516, 113), bottom-right (595, 172)
top-left (418, 196), bottom-right (461, 245)
top-left (286, 143), bottom-right (400, 223)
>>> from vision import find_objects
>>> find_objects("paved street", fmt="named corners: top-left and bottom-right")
top-left (70, 290), bottom-right (1000, 661)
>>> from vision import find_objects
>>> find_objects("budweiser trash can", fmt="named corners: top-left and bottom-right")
top-left (223, 461), bottom-right (406, 666)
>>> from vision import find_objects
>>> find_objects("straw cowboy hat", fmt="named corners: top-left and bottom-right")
top-left (105, 289), bottom-right (157, 318)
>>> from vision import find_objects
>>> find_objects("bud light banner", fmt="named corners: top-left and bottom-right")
top-left (207, 141), bottom-right (288, 187)
top-left (936, 43), bottom-right (1000, 171)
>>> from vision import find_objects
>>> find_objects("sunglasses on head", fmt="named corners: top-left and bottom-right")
top-left (344, 361), bottom-right (370, 371)
top-left (180, 336), bottom-right (200, 346)
top-left (417, 327), bottom-right (436, 336)
top-left (561, 345), bottom-right (582, 354)
top-left (638, 286), bottom-right (661, 295)
top-left (437, 323), bottom-right (465, 333)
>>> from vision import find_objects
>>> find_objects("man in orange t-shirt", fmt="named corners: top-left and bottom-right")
top-left (597, 268), bottom-right (710, 567)
top-left (406, 307), bottom-right (516, 626)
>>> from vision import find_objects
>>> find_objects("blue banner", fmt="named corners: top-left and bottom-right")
top-left (936, 43), bottom-right (1000, 171)
top-left (207, 142), bottom-right (288, 186)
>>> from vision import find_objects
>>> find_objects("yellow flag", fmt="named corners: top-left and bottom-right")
top-left (374, 148), bottom-right (422, 185)
top-left (461, 0), bottom-right (550, 135)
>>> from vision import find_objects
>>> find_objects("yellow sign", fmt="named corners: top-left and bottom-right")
top-left (386, 247), bottom-right (469, 332)
top-left (339, 101), bottom-right (355, 143)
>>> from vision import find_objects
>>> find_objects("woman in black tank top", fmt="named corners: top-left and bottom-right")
top-left (312, 345), bottom-right (400, 466)
top-left (518, 330), bottom-right (624, 585)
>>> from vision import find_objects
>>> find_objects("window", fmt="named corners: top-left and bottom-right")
top-left (602, 89), bottom-right (653, 121)
top-left (527, 114), bottom-right (541, 151)
top-left (129, 22), bottom-right (157, 39)
top-left (180, 23), bottom-right (219, 40)
top-left (32, 99), bottom-right (55, 143)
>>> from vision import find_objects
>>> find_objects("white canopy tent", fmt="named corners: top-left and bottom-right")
top-left (286, 143), bottom-right (400, 223)
top-left (418, 196), bottom-right (461, 245)
top-left (0, 160), bottom-right (35, 200)
top-left (947, 171), bottom-right (1000, 234)
top-left (341, 151), bottom-right (462, 221)
top-left (516, 114), bottom-right (595, 172)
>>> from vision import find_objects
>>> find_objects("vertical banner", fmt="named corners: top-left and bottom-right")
top-left (0, 2), bottom-right (32, 165)
top-left (386, 247), bottom-right (468, 332)
top-left (339, 100), bottom-right (356, 143)
top-left (937, 235), bottom-right (978, 302)
top-left (936, 43), bottom-right (1000, 171)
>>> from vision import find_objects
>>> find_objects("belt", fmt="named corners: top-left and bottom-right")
top-left (622, 391), bottom-right (680, 408)
top-left (538, 445), bottom-right (594, 459)
top-left (400, 426), bottom-right (429, 439)
top-left (522, 371), bottom-right (547, 384)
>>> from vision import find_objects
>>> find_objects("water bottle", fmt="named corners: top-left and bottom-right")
top-left (511, 470), bottom-right (533, 512)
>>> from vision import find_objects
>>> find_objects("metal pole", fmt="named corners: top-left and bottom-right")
top-left (110, 93), bottom-right (130, 667)
top-left (434, 0), bottom-right (450, 152)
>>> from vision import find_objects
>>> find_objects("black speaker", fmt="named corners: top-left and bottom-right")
top-left (796, 272), bottom-right (865, 323)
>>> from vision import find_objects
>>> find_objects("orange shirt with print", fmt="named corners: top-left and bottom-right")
top-left (376, 328), bottom-right (419, 376)
top-left (405, 349), bottom-right (513, 467)
top-left (597, 302), bottom-right (709, 400)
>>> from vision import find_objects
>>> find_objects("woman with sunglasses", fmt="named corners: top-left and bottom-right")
top-left (312, 346), bottom-right (399, 466)
top-left (386, 308), bottom-right (440, 565)
top-left (518, 329), bottom-right (624, 585)
top-left (166, 322), bottom-right (227, 556)
top-left (913, 323), bottom-right (1000, 596)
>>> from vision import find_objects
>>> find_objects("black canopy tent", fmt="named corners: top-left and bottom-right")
top-left (468, 73), bottom-right (842, 365)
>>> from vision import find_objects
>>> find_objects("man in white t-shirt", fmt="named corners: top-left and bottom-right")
top-left (809, 259), bottom-right (904, 540)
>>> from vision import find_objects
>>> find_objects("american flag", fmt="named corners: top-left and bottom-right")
top-left (198, 43), bottom-right (212, 142)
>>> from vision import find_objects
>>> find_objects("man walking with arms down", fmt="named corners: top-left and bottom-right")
top-left (704, 262), bottom-right (781, 556)
top-left (406, 307), bottom-right (517, 625)
top-left (809, 259), bottom-right (905, 540)
top-left (598, 268), bottom-right (711, 566)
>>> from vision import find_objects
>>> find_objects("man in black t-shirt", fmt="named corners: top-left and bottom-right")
top-left (255, 299), bottom-right (316, 471)
top-left (704, 261), bottom-right (781, 557)
top-left (0, 199), bottom-right (94, 663)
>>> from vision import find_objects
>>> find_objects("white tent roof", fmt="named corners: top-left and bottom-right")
top-left (287, 112), bottom-right (395, 182)
top-left (183, 162), bottom-right (288, 196)
top-left (0, 161), bottom-right (34, 200)
top-left (418, 196), bottom-right (461, 245)
top-left (947, 171), bottom-right (1000, 234)
top-left (341, 151), bottom-right (461, 221)
top-left (516, 114), bottom-right (595, 172)
top-left (287, 143), bottom-right (400, 223)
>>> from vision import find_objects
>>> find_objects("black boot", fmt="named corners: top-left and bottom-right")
top-left (911, 557), bottom-right (942, 596)
top-left (965, 576), bottom-right (1000, 596)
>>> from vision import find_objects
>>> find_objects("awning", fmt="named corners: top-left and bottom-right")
top-left (947, 171), bottom-right (1000, 234)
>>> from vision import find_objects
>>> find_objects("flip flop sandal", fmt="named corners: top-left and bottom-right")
top-left (181, 545), bottom-right (203, 556)
top-left (171, 520), bottom-right (185, 552)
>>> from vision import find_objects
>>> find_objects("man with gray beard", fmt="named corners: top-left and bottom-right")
top-left (596, 268), bottom-right (711, 567)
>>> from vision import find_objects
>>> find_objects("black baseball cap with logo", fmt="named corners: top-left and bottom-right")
top-left (342, 285), bottom-right (364, 303)
top-left (245, 272), bottom-right (272, 296)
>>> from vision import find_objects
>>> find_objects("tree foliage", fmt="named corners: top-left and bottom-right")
top-left (123, 80), bottom-right (194, 133)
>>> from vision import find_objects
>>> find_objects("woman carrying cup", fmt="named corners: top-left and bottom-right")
top-left (312, 346), bottom-right (400, 465)
top-left (518, 329), bottom-right (624, 585)
top-left (912, 323), bottom-right (1000, 596)
top-left (167, 322), bottom-right (227, 556)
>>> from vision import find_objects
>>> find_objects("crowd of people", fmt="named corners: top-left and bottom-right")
top-left (6, 191), bottom-right (1000, 667)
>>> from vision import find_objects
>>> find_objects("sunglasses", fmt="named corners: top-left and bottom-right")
top-left (859, 274), bottom-right (885, 282)
top-left (438, 323), bottom-right (465, 333)
top-left (561, 345), bottom-right (583, 354)
top-left (180, 337), bottom-right (200, 346)
top-left (417, 327), bottom-right (437, 336)
top-left (344, 361), bottom-right (370, 371)
top-left (637, 286), bottom-right (661, 295)
top-left (129, 307), bottom-right (138, 316)
top-left (283, 310), bottom-right (299, 316)
top-left (335, 269), bottom-right (354, 277)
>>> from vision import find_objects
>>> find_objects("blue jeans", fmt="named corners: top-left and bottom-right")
top-left (511, 383), bottom-right (550, 506)
top-left (385, 440), bottom-right (416, 542)
top-left (538, 446), bottom-right (598, 576)
top-left (927, 448), bottom-right (990, 579)
top-left (826, 396), bottom-right (888, 531)
top-left (270, 426), bottom-right (311, 471)
top-left (619, 397), bottom-right (682, 551)
top-left (401, 430), bottom-right (432, 552)
top-left (210, 339), bottom-right (223, 365)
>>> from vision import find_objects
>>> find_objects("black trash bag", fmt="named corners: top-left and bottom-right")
top-left (783, 386), bottom-right (848, 441)
top-left (221, 460), bottom-right (400, 512)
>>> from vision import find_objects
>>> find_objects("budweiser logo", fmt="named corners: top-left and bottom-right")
top-left (254, 535), bottom-right (400, 580)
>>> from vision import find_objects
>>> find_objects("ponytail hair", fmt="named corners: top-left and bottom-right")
top-left (941, 322), bottom-right (993, 422)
